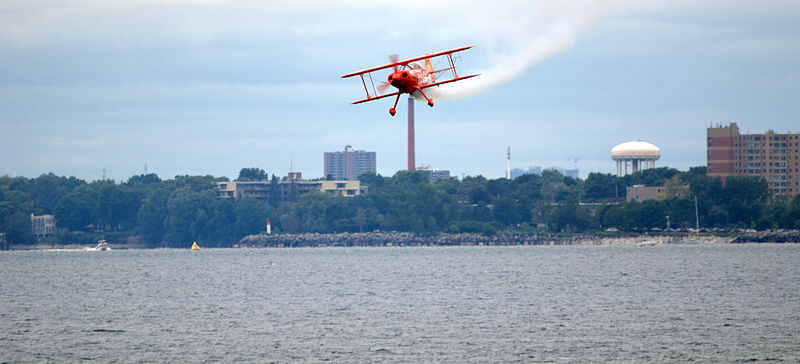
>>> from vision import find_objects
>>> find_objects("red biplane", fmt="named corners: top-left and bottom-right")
top-left (341, 46), bottom-right (480, 116)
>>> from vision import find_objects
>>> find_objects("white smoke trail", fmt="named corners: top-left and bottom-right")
top-left (427, 1), bottom-right (614, 101)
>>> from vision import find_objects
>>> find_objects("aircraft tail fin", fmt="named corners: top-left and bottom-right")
top-left (425, 57), bottom-right (436, 81)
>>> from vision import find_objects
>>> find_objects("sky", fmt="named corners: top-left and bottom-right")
top-left (2, 0), bottom-right (799, 182)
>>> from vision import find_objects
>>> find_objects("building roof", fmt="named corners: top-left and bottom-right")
top-left (611, 141), bottom-right (661, 160)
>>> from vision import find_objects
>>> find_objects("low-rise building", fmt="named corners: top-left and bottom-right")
top-left (321, 180), bottom-right (364, 197)
top-left (626, 184), bottom-right (688, 202)
top-left (215, 173), bottom-right (366, 202)
top-left (416, 165), bottom-right (451, 182)
top-left (31, 214), bottom-right (56, 237)
top-left (626, 185), bottom-right (665, 202)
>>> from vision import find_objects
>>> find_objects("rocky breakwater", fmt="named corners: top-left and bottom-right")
top-left (731, 230), bottom-right (800, 243)
top-left (239, 232), bottom-right (550, 247)
top-left (237, 232), bottom-right (731, 248)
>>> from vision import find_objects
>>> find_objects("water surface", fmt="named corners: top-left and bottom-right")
top-left (2, 244), bottom-right (798, 362)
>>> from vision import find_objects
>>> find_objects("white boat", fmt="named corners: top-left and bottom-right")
top-left (85, 240), bottom-right (111, 251)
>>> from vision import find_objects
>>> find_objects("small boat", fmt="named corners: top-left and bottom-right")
top-left (191, 241), bottom-right (201, 250)
top-left (85, 240), bottom-right (111, 251)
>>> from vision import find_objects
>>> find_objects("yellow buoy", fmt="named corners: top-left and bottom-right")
top-left (191, 241), bottom-right (201, 250)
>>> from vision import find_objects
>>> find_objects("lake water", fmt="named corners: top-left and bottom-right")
top-left (1, 244), bottom-right (798, 362)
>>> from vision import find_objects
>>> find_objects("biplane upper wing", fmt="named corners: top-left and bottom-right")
top-left (340, 45), bottom-right (474, 79)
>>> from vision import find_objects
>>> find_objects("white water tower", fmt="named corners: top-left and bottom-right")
top-left (611, 141), bottom-right (660, 177)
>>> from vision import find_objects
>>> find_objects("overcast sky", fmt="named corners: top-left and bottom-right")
top-left (2, 0), bottom-right (799, 181)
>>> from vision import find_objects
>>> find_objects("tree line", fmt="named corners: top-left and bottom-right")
top-left (1, 167), bottom-right (799, 248)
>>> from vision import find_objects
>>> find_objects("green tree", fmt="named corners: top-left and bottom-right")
top-left (54, 186), bottom-right (96, 231)
top-left (92, 181), bottom-right (140, 231)
top-left (785, 195), bottom-right (800, 229)
top-left (173, 175), bottom-right (219, 192)
top-left (493, 195), bottom-right (521, 226)
top-left (549, 196), bottom-right (590, 232)
top-left (598, 204), bottom-right (625, 230)
top-left (237, 168), bottom-right (267, 181)
top-left (663, 175), bottom-right (686, 199)
top-left (280, 214), bottom-right (303, 233)
top-left (724, 177), bottom-right (770, 205)
top-left (234, 198), bottom-right (268, 238)
top-left (126, 173), bottom-right (161, 187)
top-left (359, 172), bottom-right (386, 188)
top-left (31, 173), bottom-right (85, 214)
top-left (583, 172), bottom-right (622, 201)
top-left (707, 205), bottom-right (729, 227)
top-left (164, 189), bottom-right (216, 247)
top-left (137, 186), bottom-right (171, 247)
top-left (6, 210), bottom-right (36, 245)
top-left (634, 200), bottom-right (667, 229)
top-left (204, 198), bottom-right (235, 246)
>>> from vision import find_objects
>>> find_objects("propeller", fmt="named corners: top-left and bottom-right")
top-left (378, 54), bottom-right (400, 94)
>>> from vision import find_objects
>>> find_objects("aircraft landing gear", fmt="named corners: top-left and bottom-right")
top-left (389, 93), bottom-right (402, 116)
top-left (415, 87), bottom-right (434, 107)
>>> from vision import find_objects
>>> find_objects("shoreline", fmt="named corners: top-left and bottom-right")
top-left (7, 230), bottom-right (799, 250)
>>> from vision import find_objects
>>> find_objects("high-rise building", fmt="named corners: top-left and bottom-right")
top-left (324, 145), bottom-right (376, 180)
top-left (707, 122), bottom-right (800, 199)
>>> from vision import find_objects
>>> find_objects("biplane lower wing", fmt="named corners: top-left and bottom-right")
top-left (351, 91), bottom-right (401, 105)
top-left (350, 74), bottom-right (479, 105)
